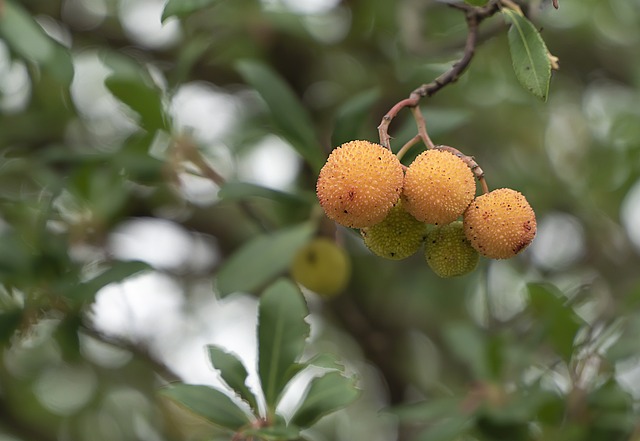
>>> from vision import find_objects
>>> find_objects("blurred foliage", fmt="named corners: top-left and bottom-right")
top-left (1, 0), bottom-right (640, 440)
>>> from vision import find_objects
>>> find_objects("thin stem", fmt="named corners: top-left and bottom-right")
top-left (410, 106), bottom-right (435, 149)
top-left (395, 134), bottom-right (421, 162)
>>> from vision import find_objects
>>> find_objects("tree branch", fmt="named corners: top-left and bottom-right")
top-left (377, 0), bottom-right (502, 150)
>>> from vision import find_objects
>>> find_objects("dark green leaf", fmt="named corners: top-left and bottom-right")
top-left (216, 223), bottom-right (315, 296)
top-left (162, 0), bottom-right (226, 23)
top-left (242, 425), bottom-right (301, 441)
top-left (0, 0), bottom-right (74, 85)
top-left (159, 384), bottom-right (251, 431)
top-left (102, 52), bottom-right (167, 131)
top-left (464, 0), bottom-right (489, 5)
top-left (258, 278), bottom-right (310, 412)
top-left (207, 345), bottom-right (259, 413)
top-left (331, 88), bottom-right (381, 147)
top-left (413, 416), bottom-right (473, 441)
top-left (527, 283), bottom-right (583, 361)
top-left (503, 9), bottom-right (552, 101)
top-left (66, 261), bottom-right (151, 303)
top-left (290, 371), bottom-right (359, 428)
top-left (236, 60), bottom-right (325, 173)
top-left (218, 182), bottom-right (314, 206)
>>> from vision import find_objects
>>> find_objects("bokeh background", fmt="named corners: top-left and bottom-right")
top-left (1, 0), bottom-right (640, 440)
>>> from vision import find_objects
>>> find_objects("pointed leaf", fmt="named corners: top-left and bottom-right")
top-left (218, 182), bottom-right (314, 206)
top-left (207, 345), bottom-right (259, 413)
top-left (159, 384), bottom-right (251, 431)
top-left (258, 279), bottom-right (310, 411)
top-left (331, 88), bottom-right (381, 147)
top-left (290, 371), bottom-right (359, 428)
top-left (66, 261), bottom-right (151, 303)
top-left (0, 0), bottom-right (74, 85)
top-left (102, 52), bottom-right (167, 131)
top-left (527, 283), bottom-right (583, 361)
top-left (236, 60), bottom-right (325, 172)
top-left (216, 223), bottom-right (315, 296)
top-left (503, 9), bottom-right (552, 101)
top-left (162, 0), bottom-right (226, 23)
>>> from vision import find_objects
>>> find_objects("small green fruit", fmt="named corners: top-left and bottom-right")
top-left (290, 238), bottom-right (351, 297)
top-left (425, 221), bottom-right (479, 277)
top-left (361, 202), bottom-right (428, 260)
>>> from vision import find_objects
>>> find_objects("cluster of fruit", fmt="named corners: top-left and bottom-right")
top-left (312, 140), bottom-right (536, 278)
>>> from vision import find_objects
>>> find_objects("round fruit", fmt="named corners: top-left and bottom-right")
top-left (290, 238), bottom-right (351, 297)
top-left (361, 202), bottom-right (428, 260)
top-left (401, 148), bottom-right (476, 225)
top-left (463, 188), bottom-right (536, 259)
top-left (316, 140), bottom-right (404, 228)
top-left (424, 221), bottom-right (479, 277)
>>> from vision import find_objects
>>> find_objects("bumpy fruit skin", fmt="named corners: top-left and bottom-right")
top-left (361, 202), bottom-right (428, 260)
top-left (463, 188), bottom-right (536, 259)
top-left (290, 238), bottom-right (351, 297)
top-left (316, 140), bottom-right (404, 228)
top-left (402, 148), bottom-right (476, 225)
top-left (424, 221), bottom-right (479, 277)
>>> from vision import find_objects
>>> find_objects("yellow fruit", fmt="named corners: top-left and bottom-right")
top-left (401, 148), bottom-right (476, 225)
top-left (463, 188), bottom-right (536, 259)
top-left (424, 221), bottom-right (479, 277)
top-left (290, 238), bottom-right (351, 297)
top-left (316, 140), bottom-right (404, 228)
top-left (361, 202), bottom-right (428, 260)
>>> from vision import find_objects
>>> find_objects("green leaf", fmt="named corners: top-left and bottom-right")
top-left (207, 345), bottom-right (259, 413)
top-left (331, 88), bottom-right (381, 147)
top-left (290, 371), bottom-right (359, 428)
top-left (161, 0), bottom-right (225, 23)
top-left (66, 261), bottom-right (151, 303)
top-left (442, 322), bottom-right (490, 380)
top-left (258, 278), bottom-right (310, 412)
top-left (159, 384), bottom-right (251, 431)
top-left (236, 60), bottom-right (326, 172)
top-left (218, 182), bottom-right (314, 206)
top-left (389, 397), bottom-right (462, 422)
top-left (215, 223), bottom-right (315, 296)
top-left (102, 52), bottom-right (167, 131)
top-left (527, 283), bottom-right (583, 361)
top-left (503, 9), bottom-right (552, 101)
top-left (464, 0), bottom-right (489, 5)
top-left (0, 0), bottom-right (74, 85)
top-left (0, 309), bottom-right (22, 344)
top-left (413, 416), bottom-right (474, 441)
top-left (242, 425), bottom-right (301, 441)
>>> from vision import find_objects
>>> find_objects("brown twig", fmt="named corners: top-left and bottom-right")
top-left (377, 0), bottom-right (501, 150)
top-left (436, 145), bottom-right (489, 194)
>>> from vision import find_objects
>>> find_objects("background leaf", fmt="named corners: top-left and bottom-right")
top-left (207, 345), bottom-right (259, 413)
top-left (290, 371), bottom-right (359, 428)
top-left (527, 283), bottom-right (583, 361)
top-left (215, 223), bottom-right (315, 296)
top-left (236, 60), bottom-right (326, 172)
top-left (0, 0), bottom-right (74, 85)
top-left (162, 0), bottom-right (226, 22)
top-left (258, 278), bottom-right (310, 412)
top-left (331, 88), bottom-right (381, 147)
top-left (159, 384), bottom-right (251, 431)
top-left (218, 182), bottom-right (314, 206)
top-left (503, 9), bottom-right (552, 101)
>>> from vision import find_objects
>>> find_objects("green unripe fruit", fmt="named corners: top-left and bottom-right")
top-left (424, 221), bottom-right (479, 277)
top-left (360, 202), bottom-right (428, 260)
top-left (290, 238), bottom-right (351, 297)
